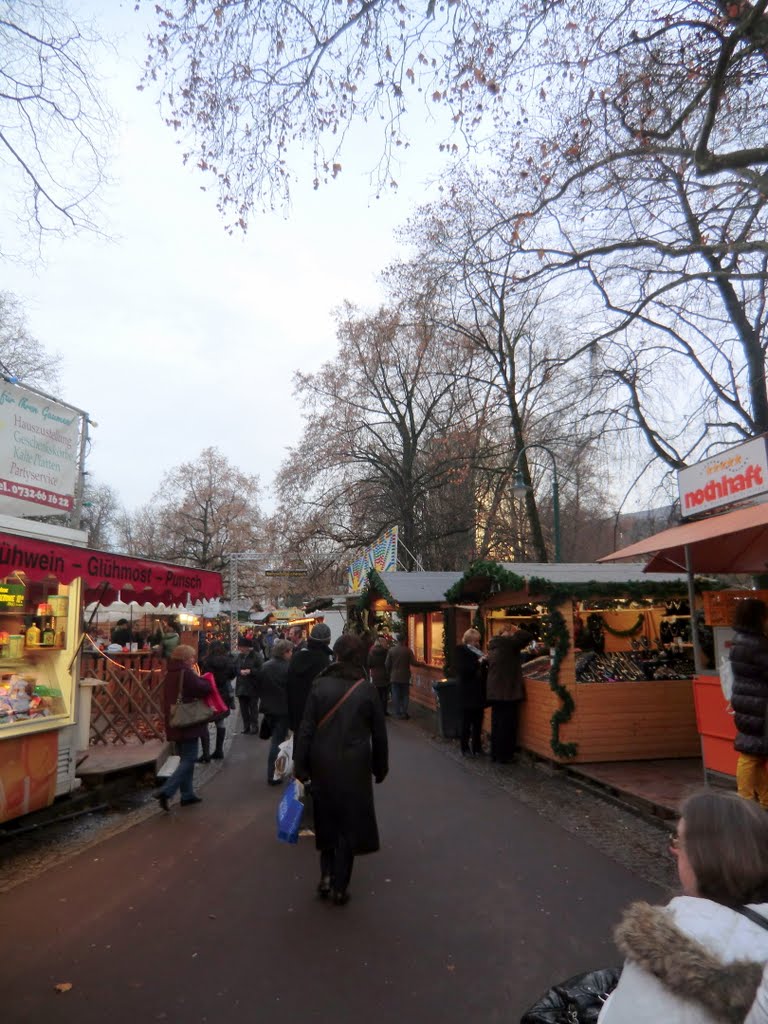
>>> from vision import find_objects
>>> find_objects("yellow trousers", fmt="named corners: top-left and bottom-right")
top-left (736, 753), bottom-right (768, 808)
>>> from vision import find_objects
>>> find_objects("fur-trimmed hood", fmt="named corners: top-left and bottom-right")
top-left (615, 902), bottom-right (763, 1023)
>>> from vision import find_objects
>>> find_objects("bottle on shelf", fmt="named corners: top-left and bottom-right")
top-left (26, 622), bottom-right (41, 647)
top-left (42, 619), bottom-right (55, 646)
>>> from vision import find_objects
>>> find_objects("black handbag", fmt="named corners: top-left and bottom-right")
top-left (520, 967), bottom-right (621, 1024)
top-left (259, 714), bottom-right (273, 740)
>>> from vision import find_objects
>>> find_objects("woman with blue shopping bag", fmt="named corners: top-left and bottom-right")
top-left (294, 633), bottom-right (388, 906)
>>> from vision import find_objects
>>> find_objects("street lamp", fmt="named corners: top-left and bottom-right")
top-left (512, 443), bottom-right (562, 562)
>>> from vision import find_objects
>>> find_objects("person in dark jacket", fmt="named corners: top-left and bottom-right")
top-left (156, 645), bottom-right (212, 809)
top-left (286, 622), bottom-right (334, 733)
top-left (257, 639), bottom-right (293, 785)
top-left (455, 628), bottom-right (487, 757)
top-left (485, 626), bottom-right (533, 764)
top-left (235, 636), bottom-right (264, 734)
top-left (294, 633), bottom-right (388, 906)
top-left (367, 633), bottom-right (391, 715)
top-left (385, 635), bottom-right (416, 719)
top-left (730, 598), bottom-right (768, 807)
top-left (200, 641), bottom-right (237, 761)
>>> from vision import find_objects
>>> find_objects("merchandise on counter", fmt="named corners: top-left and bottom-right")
top-left (575, 649), bottom-right (695, 683)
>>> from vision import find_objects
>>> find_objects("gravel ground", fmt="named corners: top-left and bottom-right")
top-left (0, 710), bottom-right (678, 896)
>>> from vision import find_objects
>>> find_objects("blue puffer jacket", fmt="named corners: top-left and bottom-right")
top-left (730, 628), bottom-right (768, 756)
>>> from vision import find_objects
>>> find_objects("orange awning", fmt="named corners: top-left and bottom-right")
top-left (599, 501), bottom-right (768, 574)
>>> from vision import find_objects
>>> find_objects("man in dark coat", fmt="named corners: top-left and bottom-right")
top-left (485, 626), bottom-right (532, 764)
top-left (235, 636), bottom-right (264, 734)
top-left (294, 633), bottom-right (388, 906)
top-left (385, 635), bottom-right (416, 719)
top-left (285, 622), bottom-right (334, 733)
top-left (366, 633), bottom-right (391, 715)
top-left (730, 597), bottom-right (768, 807)
top-left (256, 639), bottom-right (293, 785)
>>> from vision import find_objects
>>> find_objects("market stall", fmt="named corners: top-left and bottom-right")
top-left (351, 569), bottom-right (464, 709)
top-left (600, 499), bottom-right (768, 780)
top-left (0, 515), bottom-right (223, 825)
top-left (445, 560), bottom-right (701, 763)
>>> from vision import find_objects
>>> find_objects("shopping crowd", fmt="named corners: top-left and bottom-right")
top-left (153, 606), bottom-right (768, 1022)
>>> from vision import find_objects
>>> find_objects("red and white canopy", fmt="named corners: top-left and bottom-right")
top-left (0, 531), bottom-right (223, 606)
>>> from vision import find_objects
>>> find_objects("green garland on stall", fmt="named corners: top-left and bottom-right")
top-left (598, 612), bottom-right (645, 637)
top-left (354, 567), bottom-right (394, 611)
top-left (542, 601), bottom-right (578, 759)
top-left (445, 559), bottom-right (526, 604)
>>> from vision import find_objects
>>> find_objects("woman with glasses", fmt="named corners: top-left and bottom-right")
top-left (598, 790), bottom-right (768, 1022)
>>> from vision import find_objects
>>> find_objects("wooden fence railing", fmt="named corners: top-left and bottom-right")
top-left (80, 652), bottom-right (167, 745)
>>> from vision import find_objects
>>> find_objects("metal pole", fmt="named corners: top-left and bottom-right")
top-left (70, 414), bottom-right (90, 531)
top-left (229, 554), bottom-right (238, 653)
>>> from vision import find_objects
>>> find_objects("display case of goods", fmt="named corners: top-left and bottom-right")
top-left (0, 575), bottom-right (77, 735)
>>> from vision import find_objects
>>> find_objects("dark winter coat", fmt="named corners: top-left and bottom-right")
top-left (486, 631), bottom-right (533, 703)
top-left (285, 639), bottom-right (334, 732)
top-left (201, 649), bottom-right (237, 709)
top-left (235, 648), bottom-right (264, 698)
top-left (455, 644), bottom-right (487, 710)
top-left (730, 628), bottom-right (768, 756)
top-left (162, 662), bottom-right (213, 742)
top-left (385, 642), bottom-right (416, 684)
top-left (367, 642), bottom-right (390, 687)
top-left (256, 656), bottom-right (290, 717)
top-left (294, 661), bottom-right (388, 856)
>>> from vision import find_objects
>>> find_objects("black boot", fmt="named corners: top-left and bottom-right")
top-left (211, 726), bottom-right (225, 760)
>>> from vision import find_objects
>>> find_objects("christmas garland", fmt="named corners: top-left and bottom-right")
top-left (598, 612), bottom-right (645, 637)
top-left (353, 568), bottom-right (394, 611)
top-left (542, 603), bottom-right (578, 759)
top-left (445, 560), bottom-right (526, 604)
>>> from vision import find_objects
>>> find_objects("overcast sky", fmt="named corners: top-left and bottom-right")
top-left (2, 1), bottom-right (450, 515)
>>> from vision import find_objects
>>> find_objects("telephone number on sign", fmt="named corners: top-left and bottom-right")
top-left (0, 479), bottom-right (73, 509)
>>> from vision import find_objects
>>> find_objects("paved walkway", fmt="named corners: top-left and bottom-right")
top-left (1, 721), bottom-right (664, 1024)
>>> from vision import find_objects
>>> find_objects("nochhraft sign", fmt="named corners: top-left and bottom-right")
top-left (677, 437), bottom-right (768, 518)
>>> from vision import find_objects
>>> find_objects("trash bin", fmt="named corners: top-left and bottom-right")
top-left (432, 678), bottom-right (461, 739)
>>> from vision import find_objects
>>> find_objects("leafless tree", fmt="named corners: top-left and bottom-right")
top-left (116, 448), bottom-right (261, 584)
top-left (0, 291), bottom-right (62, 389)
top-left (1, 1), bottom-right (113, 255)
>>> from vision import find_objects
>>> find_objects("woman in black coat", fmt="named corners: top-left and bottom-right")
top-left (455, 627), bottom-right (487, 757)
top-left (200, 641), bottom-right (237, 761)
top-left (730, 598), bottom-right (768, 807)
top-left (294, 633), bottom-right (388, 906)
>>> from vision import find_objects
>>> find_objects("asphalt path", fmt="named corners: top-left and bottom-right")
top-left (1, 720), bottom-right (664, 1023)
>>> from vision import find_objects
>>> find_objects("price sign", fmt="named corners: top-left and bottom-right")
top-left (0, 583), bottom-right (25, 609)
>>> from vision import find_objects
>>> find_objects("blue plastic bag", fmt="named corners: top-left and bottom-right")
top-left (276, 779), bottom-right (304, 844)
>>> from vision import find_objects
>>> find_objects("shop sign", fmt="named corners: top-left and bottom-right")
top-left (0, 583), bottom-right (24, 609)
top-left (677, 437), bottom-right (768, 518)
top-left (703, 588), bottom-right (768, 627)
top-left (347, 526), bottom-right (399, 592)
top-left (0, 530), bottom-right (223, 605)
top-left (0, 381), bottom-right (83, 517)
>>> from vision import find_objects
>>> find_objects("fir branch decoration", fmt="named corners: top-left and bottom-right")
top-left (445, 560), bottom-right (526, 604)
top-left (600, 613), bottom-right (645, 637)
top-left (542, 603), bottom-right (578, 759)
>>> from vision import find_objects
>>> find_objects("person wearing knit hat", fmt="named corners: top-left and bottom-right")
top-left (310, 622), bottom-right (331, 644)
top-left (286, 623), bottom-right (334, 733)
